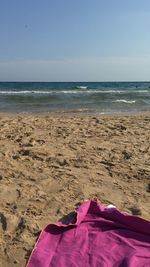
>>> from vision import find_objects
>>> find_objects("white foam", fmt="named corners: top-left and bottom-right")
top-left (134, 90), bottom-right (148, 93)
top-left (0, 89), bottom-right (149, 95)
top-left (0, 90), bottom-right (52, 95)
top-left (0, 90), bottom-right (121, 95)
top-left (115, 100), bottom-right (136, 104)
top-left (76, 86), bottom-right (87, 89)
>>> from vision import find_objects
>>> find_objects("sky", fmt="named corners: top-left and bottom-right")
top-left (0, 0), bottom-right (150, 81)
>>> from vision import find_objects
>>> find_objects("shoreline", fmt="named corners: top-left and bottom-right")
top-left (0, 109), bottom-right (150, 118)
top-left (0, 112), bottom-right (150, 266)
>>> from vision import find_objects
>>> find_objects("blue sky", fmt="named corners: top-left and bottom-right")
top-left (0, 0), bottom-right (150, 81)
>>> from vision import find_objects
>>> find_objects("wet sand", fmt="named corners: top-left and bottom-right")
top-left (0, 113), bottom-right (150, 266)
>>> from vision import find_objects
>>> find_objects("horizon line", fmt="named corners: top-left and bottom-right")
top-left (0, 81), bottom-right (150, 83)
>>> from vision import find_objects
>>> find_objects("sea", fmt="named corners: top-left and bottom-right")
top-left (0, 82), bottom-right (150, 115)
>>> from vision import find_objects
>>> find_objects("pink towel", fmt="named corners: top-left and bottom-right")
top-left (27, 200), bottom-right (150, 266)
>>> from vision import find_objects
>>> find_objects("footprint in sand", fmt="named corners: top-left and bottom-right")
top-left (0, 212), bottom-right (7, 231)
top-left (129, 206), bottom-right (142, 216)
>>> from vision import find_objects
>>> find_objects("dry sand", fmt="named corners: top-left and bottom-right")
top-left (0, 112), bottom-right (150, 266)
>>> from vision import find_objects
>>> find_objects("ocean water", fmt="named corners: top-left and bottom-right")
top-left (0, 82), bottom-right (150, 114)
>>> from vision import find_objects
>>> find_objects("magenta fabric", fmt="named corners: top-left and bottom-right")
top-left (27, 200), bottom-right (150, 267)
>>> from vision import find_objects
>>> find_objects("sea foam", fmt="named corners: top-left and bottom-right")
top-left (115, 100), bottom-right (136, 104)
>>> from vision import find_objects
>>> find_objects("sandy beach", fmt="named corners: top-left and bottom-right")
top-left (0, 112), bottom-right (150, 267)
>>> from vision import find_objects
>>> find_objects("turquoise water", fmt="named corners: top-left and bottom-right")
top-left (0, 82), bottom-right (150, 114)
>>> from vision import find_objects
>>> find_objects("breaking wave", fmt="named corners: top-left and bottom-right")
top-left (0, 89), bottom-right (149, 95)
top-left (115, 100), bottom-right (136, 104)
